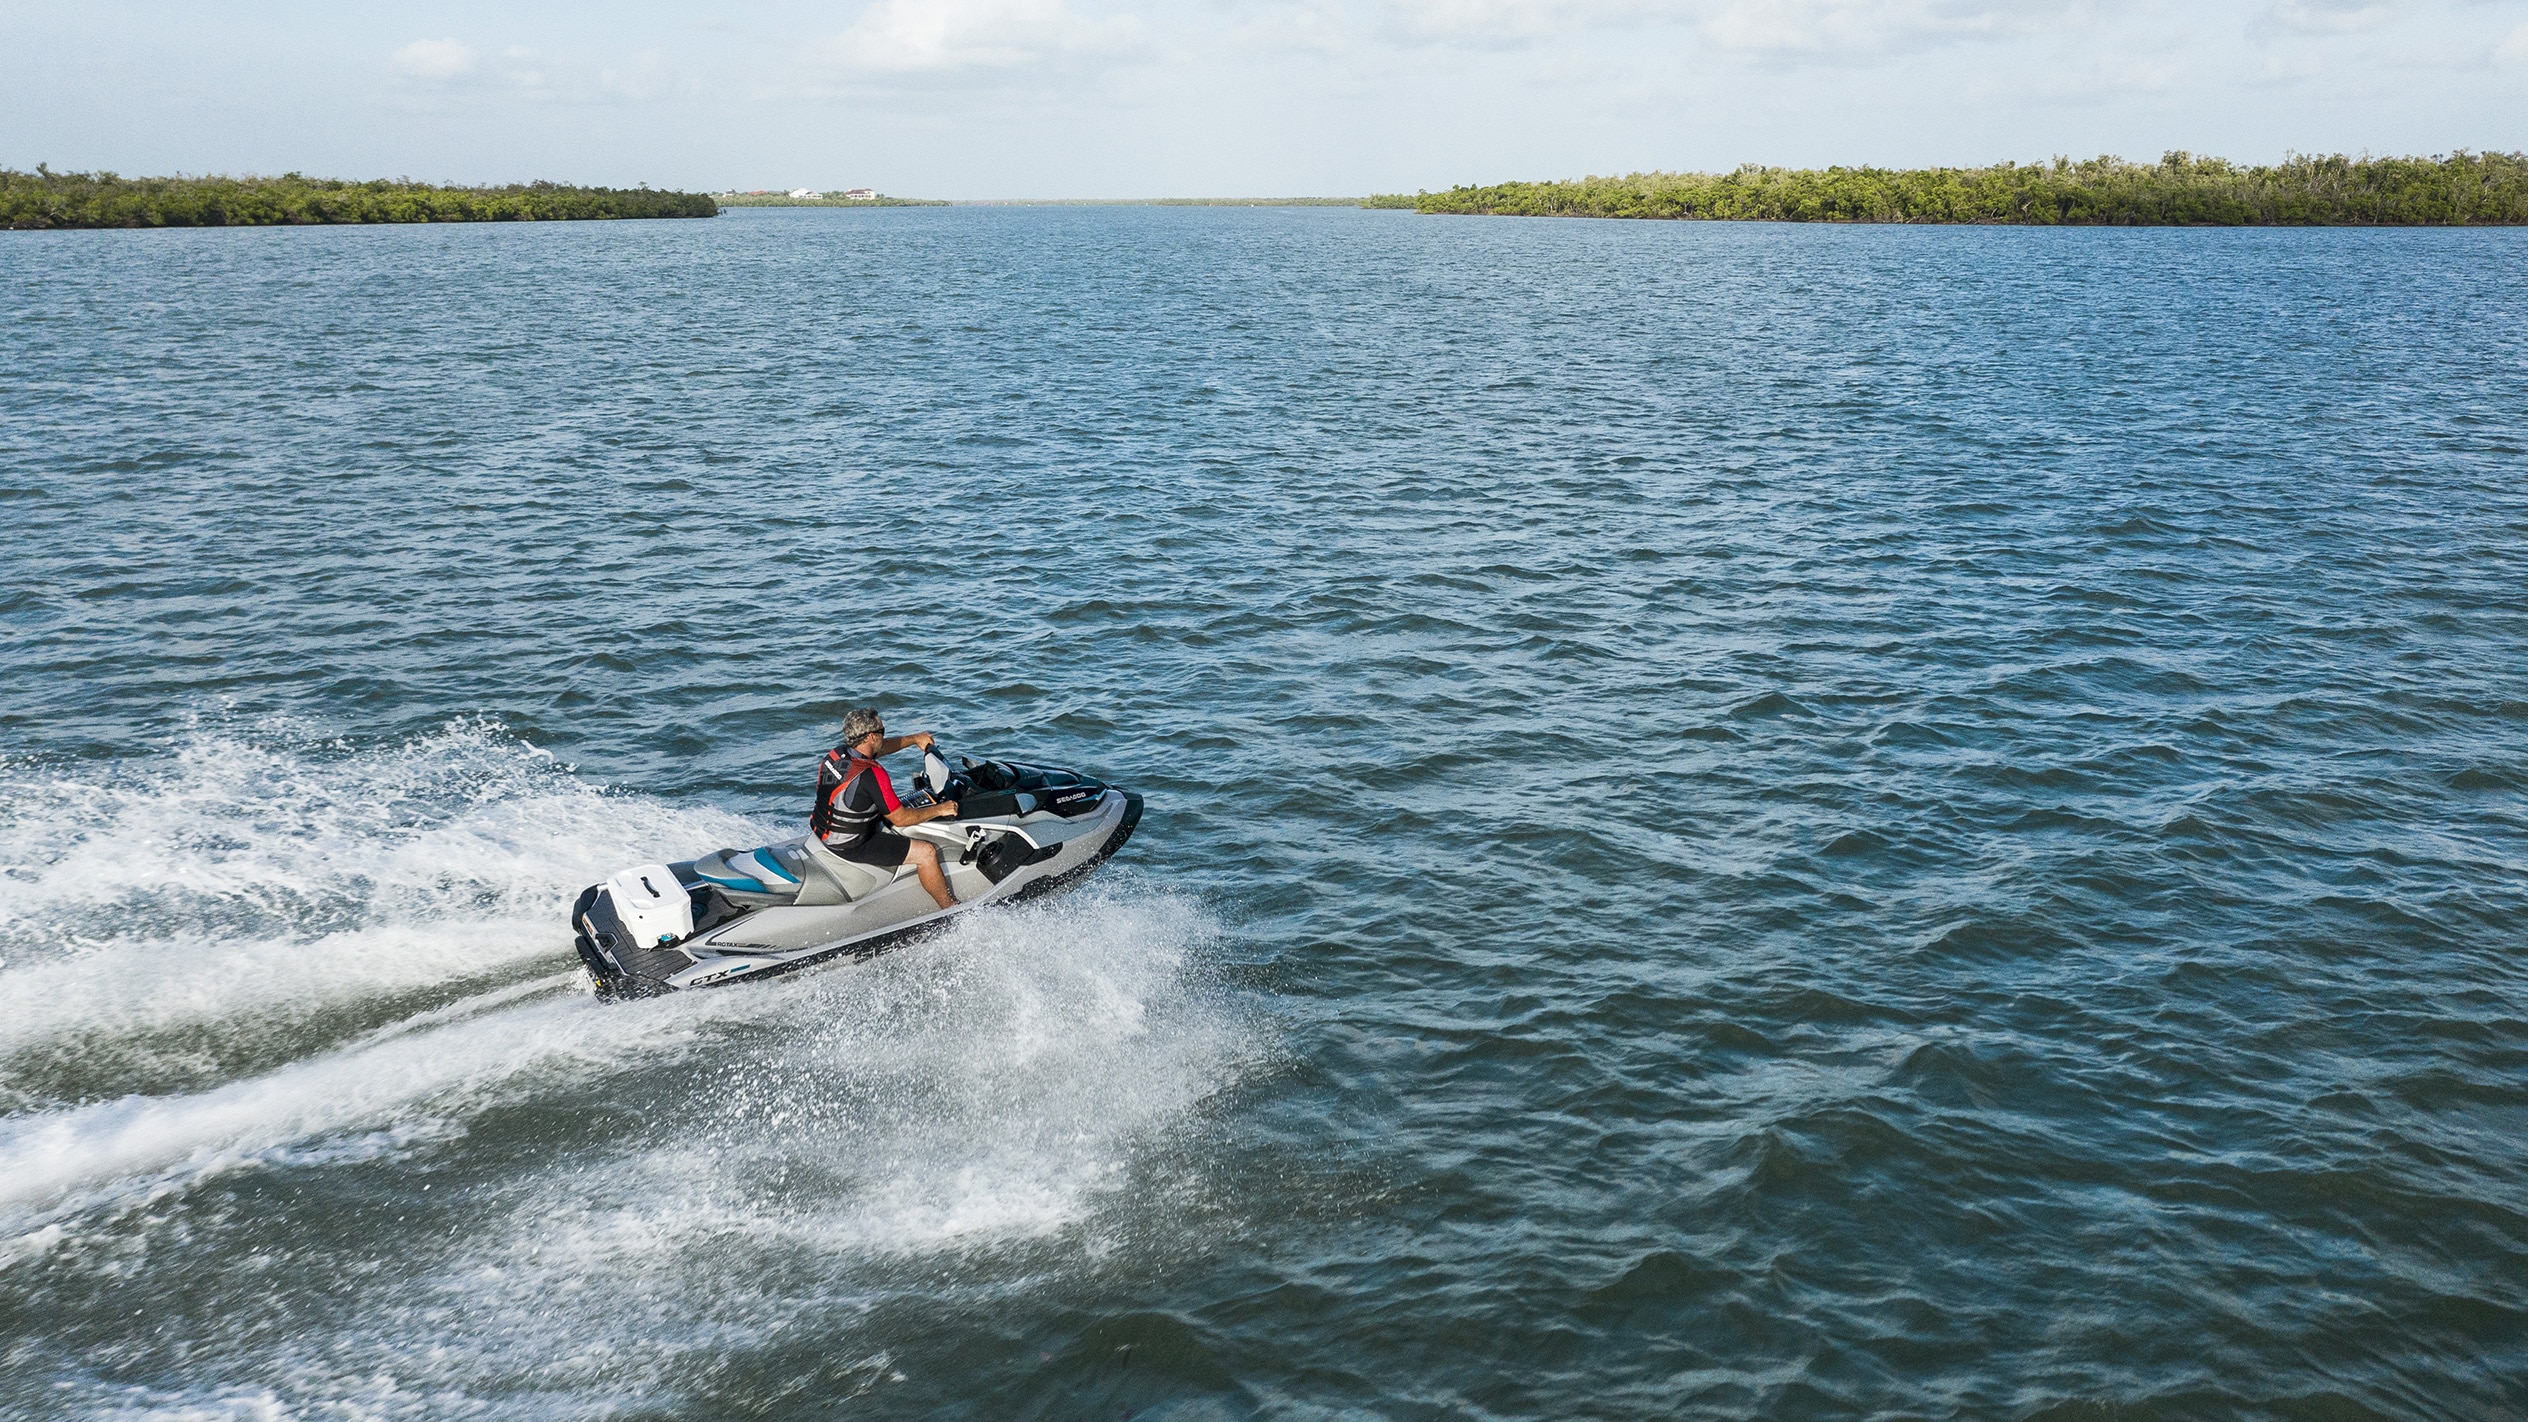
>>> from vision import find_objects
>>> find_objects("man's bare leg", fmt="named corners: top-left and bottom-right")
top-left (908, 840), bottom-right (956, 910)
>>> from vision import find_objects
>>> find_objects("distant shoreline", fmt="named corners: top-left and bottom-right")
top-left (952, 197), bottom-right (1387, 208)
top-left (736, 197), bottom-right (1414, 208)
top-left (1398, 152), bottom-right (2528, 226)
top-left (4, 170), bottom-right (717, 230)
top-left (715, 193), bottom-right (947, 208)
top-left (35, 158), bottom-right (2507, 230)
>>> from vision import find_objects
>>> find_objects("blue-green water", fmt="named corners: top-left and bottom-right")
top-left (3, 207), bottom-right (2525, 1419)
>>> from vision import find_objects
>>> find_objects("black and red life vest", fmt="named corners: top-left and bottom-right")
top-left (810, 748), bottom-right (899, 846)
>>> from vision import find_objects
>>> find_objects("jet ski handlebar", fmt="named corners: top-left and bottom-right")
top-left (905, 744), bottom-right (969, 810)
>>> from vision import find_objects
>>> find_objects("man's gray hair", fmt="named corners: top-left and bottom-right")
top-left (841, 707), bottom-right (885, 744)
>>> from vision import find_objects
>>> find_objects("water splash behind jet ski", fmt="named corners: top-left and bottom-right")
top-left (571, 747), bottom-right (1143, 998)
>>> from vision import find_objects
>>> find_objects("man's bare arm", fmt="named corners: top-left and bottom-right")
top-left (885, 800), bottom-right (959, 827)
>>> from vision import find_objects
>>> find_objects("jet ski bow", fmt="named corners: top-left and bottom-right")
top-left (571, 746), bottom-right (1143, 998)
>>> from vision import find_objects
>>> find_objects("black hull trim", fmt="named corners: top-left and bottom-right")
top-left (1008, 790), bottom-right (1142, 905)
top-left (582, 791), bottom-right (1145, 1001)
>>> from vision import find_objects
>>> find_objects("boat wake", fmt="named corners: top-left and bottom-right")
top-left (0, 719), bottom-right (765, 1109)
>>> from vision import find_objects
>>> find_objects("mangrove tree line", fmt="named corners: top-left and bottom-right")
top-left (1399, 152), bottom-right (2528, 225)
top-left (3, 169), bottom-right (719, 230)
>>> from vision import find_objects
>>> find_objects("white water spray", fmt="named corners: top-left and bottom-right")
top-left (0, 720), bottom-right (766, 1097)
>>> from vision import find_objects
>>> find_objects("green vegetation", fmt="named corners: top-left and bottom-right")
top-left (1409, 152), bottom-right (2528, 225)
top-left (2, 167), bottom-right (717, 230)
top-left (1361, 194), bottom-right (1418, 210)
top-left (715, 193), bottom-right (947, 208)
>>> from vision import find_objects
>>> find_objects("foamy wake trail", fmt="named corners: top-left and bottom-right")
top-left (5, 887), bottom-right (1244, 1280)
top-left (0, 987), bottom-right (705, 1226)
top-left (414, 888), bottom-right (1253, 1359)
top-left (0, 720), bottom-right (764, 1076)
top-left (4, 883), bottom-right (1250, 1418)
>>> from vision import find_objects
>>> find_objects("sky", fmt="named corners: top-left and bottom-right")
top-left (6, 0), bottom-right (2525, 197)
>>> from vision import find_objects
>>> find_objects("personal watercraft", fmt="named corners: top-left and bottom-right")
top-left (571, 746), bottom-right (1142, 998)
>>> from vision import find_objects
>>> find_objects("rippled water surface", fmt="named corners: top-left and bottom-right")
top-left (4, 207), bottom-right (2526, 1419)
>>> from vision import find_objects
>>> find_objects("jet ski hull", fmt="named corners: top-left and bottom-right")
top-left (573, 767), bottom-right (1142, 1000)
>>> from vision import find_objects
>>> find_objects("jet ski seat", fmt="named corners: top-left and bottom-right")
top-left (800, 833), bottom-right (898, 900)
top-left (680, 835), bottom-right (896, 908)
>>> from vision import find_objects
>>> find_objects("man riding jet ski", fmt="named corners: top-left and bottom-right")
top-left (571, 708), bottom-right (1143, 999)
top-left (814, 708), bottom-right (965, 910)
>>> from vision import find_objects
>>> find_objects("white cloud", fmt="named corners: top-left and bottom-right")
top-left (2497, 20), bottom-right (2528, 62)
top-left (600, 49), bottom-right (682, 102)
top-left (391, 37), bottom-right (479, 81)
top-left (1696, 0), bottom-right (2089, 57)
top-left (495, 46), bottom-right (553, 99)
top-left (1222, 0), bottom-right (2104, 62)
top-left (2259, 0), bottom-right (2396, 34)
top-left (818, 0), bottom-right (1140, 74)
top-left (1373, 0), bottom-right (1639, 45)
top-left (385, 39), bottom-right (693, 105)
top-left (1226, 2), bottom-right (1357, 54)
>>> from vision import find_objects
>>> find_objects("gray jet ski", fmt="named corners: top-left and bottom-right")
top-left (571, 746), bottom-right (1143, 998)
